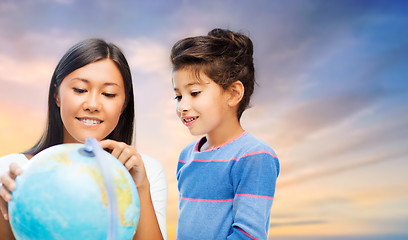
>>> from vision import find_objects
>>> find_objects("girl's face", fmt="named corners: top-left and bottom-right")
top-left (56, 59), bottom-right (126, 143)
top-left (173, 68), bottom-right (230, 137)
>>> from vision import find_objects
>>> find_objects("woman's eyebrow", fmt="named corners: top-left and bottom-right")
top-left (71, 78), bottom-right (119, 86)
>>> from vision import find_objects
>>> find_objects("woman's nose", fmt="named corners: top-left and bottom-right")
top-left (83, 93), bottom-right (101, 112)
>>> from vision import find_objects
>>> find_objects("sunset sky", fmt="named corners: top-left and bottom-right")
top-left (1, 0), bottom-right (407, 239)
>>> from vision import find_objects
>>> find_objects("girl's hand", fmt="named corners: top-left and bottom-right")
top-left (0, 163), bottom-right (22, 220)
top-left (99, 140), bottom-right (149, 190)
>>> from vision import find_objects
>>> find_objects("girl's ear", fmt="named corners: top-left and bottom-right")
top-left (227, 80), bottom-right (244, 107)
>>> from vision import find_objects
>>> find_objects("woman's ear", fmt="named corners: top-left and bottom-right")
top-left (121, 99), bottom-right (128, 113)
top-left (227, 80), bottom-right (244, 107)
top-left (54, 84), bottom-right (60, 107)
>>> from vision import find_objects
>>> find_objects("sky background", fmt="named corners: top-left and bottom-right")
top-left (1, 0), bottom-right (408, 239)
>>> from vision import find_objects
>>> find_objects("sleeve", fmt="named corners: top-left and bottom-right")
top-left (0, 154), bottom-right (28, 177)
top-left (227, 150), bottom-right (279, 240)
top-left (140, 153), bottom-right (169, 240)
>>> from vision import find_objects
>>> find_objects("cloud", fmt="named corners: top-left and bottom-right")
top-left (270, 89), bottom-right (385, 148)
top-left (277, 148), bottom-right (408, 189)
top-left (0, 54), bottom-right (54, 85)
top-left (270, 219), bottom-right (327, 228)
top-left (0, 79), bottom-right (48, 111)
top-left (0, 1), bottom-right (17, 11)
top-left (119, 38), bottom-right (172, 78)
top-left (0, 29), bottom-right (86, 89)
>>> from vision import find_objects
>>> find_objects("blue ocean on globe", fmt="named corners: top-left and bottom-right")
top-left (8, 141), bottom-right (140, 240)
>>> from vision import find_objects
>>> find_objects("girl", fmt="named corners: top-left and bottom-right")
top-left (0, 39), bottom-right (167, 239)
top-left (171, 28), bottom-right (280, 239)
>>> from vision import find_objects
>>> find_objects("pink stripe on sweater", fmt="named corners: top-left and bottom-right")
top-left (194, 130), bottom-right (248, 152)
top-left (241, 150), bottom-right (278, 159)
top-left (179, 158), bottom-right (237, 163)
top-left (235, 193), bottom-right (274, 200)
top-left (237, 227), bottom-right (265, 240)
top-left (178, 149), bottom-right (277, 163)
top-left (180, 196), bottom-right (234, 202)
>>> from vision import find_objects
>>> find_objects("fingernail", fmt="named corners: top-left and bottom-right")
top-left (4, 214), bottom-right (8, 220)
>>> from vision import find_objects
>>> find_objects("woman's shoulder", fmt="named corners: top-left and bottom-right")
top-left (0, 153), bottom-right (29, 162)
top-left (140, 153), bottom-right (166, 180)
top-left (140, 153), bottom-right (164, 171)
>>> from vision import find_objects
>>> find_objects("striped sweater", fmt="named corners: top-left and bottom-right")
top-left (176, 131), bottom-right (280, 240)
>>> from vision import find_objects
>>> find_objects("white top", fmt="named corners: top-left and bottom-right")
top-left (0, 152), bottom-right (168, 239)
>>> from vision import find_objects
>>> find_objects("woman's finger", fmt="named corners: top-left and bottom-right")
top-left (0, 174), bottom-right (15, 192)
top-left (0, 196), bottom-right (9, 220)
top-left (0, 185), bottom-right (12, 202)
top-left (99, 139), bottom-right (148, 188)
top-left (99, 139), bottom-right (117, 153)
top-left (100, 139), bottom-right (126, 161)
top-left (124, 155), bottom-right (138, 170)
top-left (117, 147), bottom-right (135, 167)
top-left (9, 163), bottom-right (22, 180)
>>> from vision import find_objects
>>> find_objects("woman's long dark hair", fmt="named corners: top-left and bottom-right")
top-left (25, 39), bottom-right (134, 156)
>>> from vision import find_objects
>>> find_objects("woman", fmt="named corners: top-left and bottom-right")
top-left (0, 39), bottom-right (167, 239)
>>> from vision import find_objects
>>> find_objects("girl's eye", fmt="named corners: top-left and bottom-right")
top-left (191, 91), bottom-right (200, 97)
top-left (174, 95), bottom-right (182, 101)
top-left (73, 88), bottom-right (86, 94)
top-left (103, 93), bottom-right (116, 98)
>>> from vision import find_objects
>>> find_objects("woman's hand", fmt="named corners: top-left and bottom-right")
top-left (99, 140), bottom-right (149, 190)
top-left (0, 163), bottom-right (22, 220)
top-left (99, 139), bottom-right (163, 240)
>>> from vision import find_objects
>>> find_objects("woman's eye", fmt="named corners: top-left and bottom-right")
top-left (174, 95), bottom-right (182, 101)
top-left (73, 88), bottom-right (86, 94)
top-left (191, 91), bottom-right (200, 97)
top-left (103, 93), bottom-right (116, 98)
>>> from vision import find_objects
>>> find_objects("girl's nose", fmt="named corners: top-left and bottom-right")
top-left (177, 99), bottom-right (190, 114)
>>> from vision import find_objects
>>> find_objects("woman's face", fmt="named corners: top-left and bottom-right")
top-left (56, 59), bottom-right (126, 143)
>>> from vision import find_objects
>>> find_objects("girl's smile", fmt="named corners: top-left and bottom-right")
top-left (181, 116), bottom-right (199, 127)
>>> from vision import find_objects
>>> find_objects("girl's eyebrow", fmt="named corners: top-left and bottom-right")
top-left (174, 82), bottom-right (200, 91)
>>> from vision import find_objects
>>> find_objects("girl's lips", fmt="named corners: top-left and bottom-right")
top-left (182, 116), bottom-right (198, 127)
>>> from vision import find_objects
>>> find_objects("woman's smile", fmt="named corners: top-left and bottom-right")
top-left (76, 117), bottom-right (103, 126)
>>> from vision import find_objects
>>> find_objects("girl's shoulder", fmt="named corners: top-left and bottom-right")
top-left (180, 139), bottom-right (200, 154)
top-left (243, 133), bottom-right (276, 152)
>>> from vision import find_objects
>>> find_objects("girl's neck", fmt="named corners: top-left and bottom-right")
top-left (200, 121), bottom-right (244, 152)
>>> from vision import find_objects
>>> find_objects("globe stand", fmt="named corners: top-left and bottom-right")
top-left (83, 138), bottom-right (118, 240)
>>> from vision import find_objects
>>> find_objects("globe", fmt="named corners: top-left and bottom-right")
top-left (8, 140), bottom-right (140, 240)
